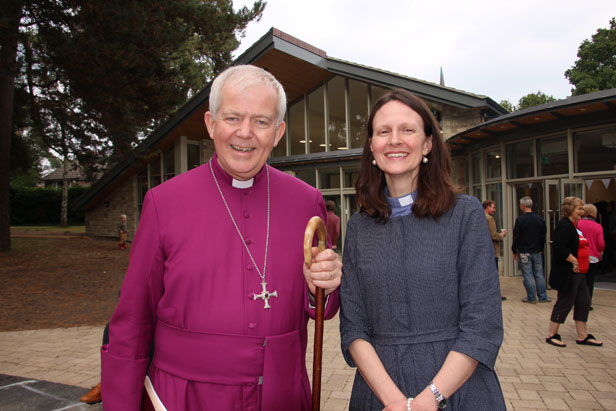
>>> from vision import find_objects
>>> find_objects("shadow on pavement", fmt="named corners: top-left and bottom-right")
top-left (0, 374), bottom-right (102, 411)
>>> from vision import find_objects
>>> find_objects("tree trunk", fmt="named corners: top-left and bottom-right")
top-left (0, 1), bottom-right (22, 252)
top-left (60, 157), bottom-right (69, 227)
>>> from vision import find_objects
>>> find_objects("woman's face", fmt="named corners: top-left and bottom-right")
top-left (370, 101), bottom-right (432, 195)
top-left (570, 203), bottom-right (584, 223)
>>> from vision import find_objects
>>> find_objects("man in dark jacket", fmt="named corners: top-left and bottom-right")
top-left (512, 196), bottom-right (550, 303)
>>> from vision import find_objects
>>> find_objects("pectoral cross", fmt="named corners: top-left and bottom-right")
top-left (253, 280), bottom-right (278, 309)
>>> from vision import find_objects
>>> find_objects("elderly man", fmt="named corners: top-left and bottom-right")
top-left (512, 196), bottom-right (549, 303)
top-left (101, 65), bottom-right (342, 410)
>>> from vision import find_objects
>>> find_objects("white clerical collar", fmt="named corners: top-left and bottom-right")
top-left (398, 194), bottom-right (413, 207)
top-left (232, 178), bottom-right (254, 189)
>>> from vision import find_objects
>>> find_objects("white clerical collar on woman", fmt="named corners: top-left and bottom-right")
top-left (232, 178), bottom-right (254, 189)
top-left (385, 187), bottom-right (417, 219)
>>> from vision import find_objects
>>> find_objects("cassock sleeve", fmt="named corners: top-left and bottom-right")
top-left (303, 187), bottom-right (339, 320)
top-left (101, 190), bottom-right (165, 410)
top-left (451, 200), bottom-right (504, 370)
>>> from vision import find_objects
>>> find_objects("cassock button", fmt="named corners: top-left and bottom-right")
top-left (244, 212), bottom-right (250, 218)
top-left (245, 239), bottom-right (252, 245)
top-left (248, 322), bottom-right (256, 329)
top-left (247, 265), bottom-right (252, 271)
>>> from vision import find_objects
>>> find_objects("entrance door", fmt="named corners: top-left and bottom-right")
top-left (561, 179), bottom-right (585, 200)
top-left (544, 180), bottom-right (560, 282)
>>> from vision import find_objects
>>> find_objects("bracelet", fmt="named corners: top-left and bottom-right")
top-left (407, 397), bottom-right (413, 411)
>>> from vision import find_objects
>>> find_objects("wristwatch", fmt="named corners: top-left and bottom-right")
top-left (429, 382), bottom-right (448, 409)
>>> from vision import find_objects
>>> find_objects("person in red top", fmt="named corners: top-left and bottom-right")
top-left (578, 204), bottom-right (605, 309)
top-left (326, 200), bottom-right (341, 250)
top-left (546, 197), bottom-right (602, 348)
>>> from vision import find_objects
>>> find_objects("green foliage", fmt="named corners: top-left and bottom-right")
top-left (517, 91), bottom-right (557, 111)
top-left (565, 17), bottom-right (616, 96)
top-left (499, 100), bottom-right (515, 112)
top-left (9, 185), bottom-right (88, 225)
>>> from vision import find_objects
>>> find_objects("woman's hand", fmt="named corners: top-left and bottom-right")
top-left (566, 254), bottom-right (579, 273)
top-left (383, 397), bottom-right (411, 411)
top-left (400, 388), bottom-right (438, 411)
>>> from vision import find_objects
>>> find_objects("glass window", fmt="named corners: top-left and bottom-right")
top-left (507, 140), bottom-right (534, 179)
top-left (272, 128), bottom-right (287, 158)
top-left (349, 80), bottom-right (369, 149)
top-left (574, 126), bottom-right (616, 173)
top-left (486, 183), bottom-right (503, 230)
top-left (472, 185), bottom-right (482, 201)
top-left (295, 169), bottom-right (316, 186)
top-left (149, 154), bottom-right (161, 188)
top-left (289, 99), bottom-right (306, 155)
top-left (451, 156), bottom-right (469, 191)
top-left (308, 85), bottom-right (325, 153)
top-left (538, 135), bottom-right (567, 176)
top-left (187, 144), bottom-right (200, 170)
top-left (471, 152), bottom-right (481, 184)
top-left (486, 149), bottom-right (501, 179)
top-left (319, 168), bottom-right (340, 189)
top-left (327, 77), bottom-right (347, 151)
top-left (162, 148), bottom-right (175, 181)
top-left (343, 168), bottom-right (359, 188)
top-left (370, 85), bottom-right (389, 106)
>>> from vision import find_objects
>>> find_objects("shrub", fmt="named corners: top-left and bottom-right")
top-left (10, 185), bottom-right (88, 225)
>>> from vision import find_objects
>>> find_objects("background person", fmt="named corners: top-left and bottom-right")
top-left (546, 197), bottom-right (602, 348)
top-left (577, 203), bottom-right (604, 310)
top-left (101, 65), bottom-right (342, 410)
top-left (118, 214), bottom-right (128, 249)
top-left (340, 89), bottom-right (505, 410)
top-left (325, 200), bottom-right (340, 250)
top-left (512, 196), bottom-right (549, 303)
top-left (484, 200), bottom-right (507, 301)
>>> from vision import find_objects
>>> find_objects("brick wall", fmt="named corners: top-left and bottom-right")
top-left (85, 176), bottom-right (137, 240)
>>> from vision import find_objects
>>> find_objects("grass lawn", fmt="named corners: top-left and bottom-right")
top-left (11, 225), bottom-right (86, 234)
top-left (0, 236), bottom-right (129, 331)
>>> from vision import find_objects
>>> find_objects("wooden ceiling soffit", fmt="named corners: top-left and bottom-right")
top-left (515, 112), bottom-right (557, 125)
top-left (253, 49), bottom-right (332, 102)
top-left (556, 101), bottom-right (612, 116)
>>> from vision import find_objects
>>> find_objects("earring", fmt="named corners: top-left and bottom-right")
top-left (422, 156), bottom-right (428, 164)
top-left (372, 159), bottom-right (377, 166)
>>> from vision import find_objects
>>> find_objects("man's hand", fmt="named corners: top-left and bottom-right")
top-left (303, 247), bottom-right (342, 297)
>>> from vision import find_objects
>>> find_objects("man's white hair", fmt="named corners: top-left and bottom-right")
top-left (208, 65), bottom-right (287, 127)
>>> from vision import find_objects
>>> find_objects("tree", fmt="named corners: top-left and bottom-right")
top-left (499, 100), bottom-right (514, 113)
top-left (565, 17), bottom-right (616, 96)
top-left (517, 91), bottom-right (556, 111)
top-left (0, 0), bottom-right (264, 249)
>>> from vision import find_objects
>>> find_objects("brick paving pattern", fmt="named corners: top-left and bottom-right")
top-left (1, 276), bottom-right (615, 410)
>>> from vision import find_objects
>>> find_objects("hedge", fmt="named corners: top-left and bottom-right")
top-left (10, 185), bottom-right (88, 225)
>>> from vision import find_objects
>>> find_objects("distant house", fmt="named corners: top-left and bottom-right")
top-left (40, 160), bottom-right (90, 189)
top-left (74, 27), bottom-right (506, 245)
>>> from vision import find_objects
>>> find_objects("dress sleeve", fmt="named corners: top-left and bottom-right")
top-left (101, 190), bottom-right (166, 410)
top-left (338, 217), bottom-right (372, 367)
top-left (451, 201), bottom-right (504, 370)
top-left (304, 188), bottom-right (340, 320)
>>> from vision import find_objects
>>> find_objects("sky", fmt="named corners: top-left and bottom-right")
top-left (233, 0), bottom-right (615, 105)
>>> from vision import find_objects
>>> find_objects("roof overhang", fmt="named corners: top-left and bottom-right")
top-left (447, 88), bottom-right (616, 155)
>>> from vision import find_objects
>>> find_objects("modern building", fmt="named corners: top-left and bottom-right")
top-left (448, 88), bottom-right (616, 278)
top-left (74, 28), bottom-right (506, 248)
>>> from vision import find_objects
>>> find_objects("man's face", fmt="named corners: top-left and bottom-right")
top-left (204, 83), bottom-right (285, 181)
top-left (487, 203), bottom-right (496, 216)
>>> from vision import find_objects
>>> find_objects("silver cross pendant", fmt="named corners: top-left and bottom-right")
top-left (253, 280), bottom-right (278, 309)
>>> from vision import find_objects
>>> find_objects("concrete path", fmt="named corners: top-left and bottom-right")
top-left (1, 276), bottom-right (615, 410)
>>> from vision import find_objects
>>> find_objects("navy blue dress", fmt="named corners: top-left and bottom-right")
top-left (340, 195), bottom-right (506, 410)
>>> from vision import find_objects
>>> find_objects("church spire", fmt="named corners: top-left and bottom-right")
top-left (440, 67), bottom-right (445, 86)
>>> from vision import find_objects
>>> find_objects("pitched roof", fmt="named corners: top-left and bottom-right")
top-left (74, 27), bottom-right (505, 211)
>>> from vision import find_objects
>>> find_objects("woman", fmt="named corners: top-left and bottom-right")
top-left (577, 203), bottom-right (605, 309)
top-left (546, 197), bottom-right (603, 348)
top-left (339, 89), bottom-right (505, 411)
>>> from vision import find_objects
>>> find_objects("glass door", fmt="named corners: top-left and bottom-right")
top-left (544, 180), bottom-right (560, 282)
top-left (561, 179), bottom-right (585, 200)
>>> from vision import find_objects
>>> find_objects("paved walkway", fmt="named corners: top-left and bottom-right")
top-left (1, 276), bottom-right (615, 410)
